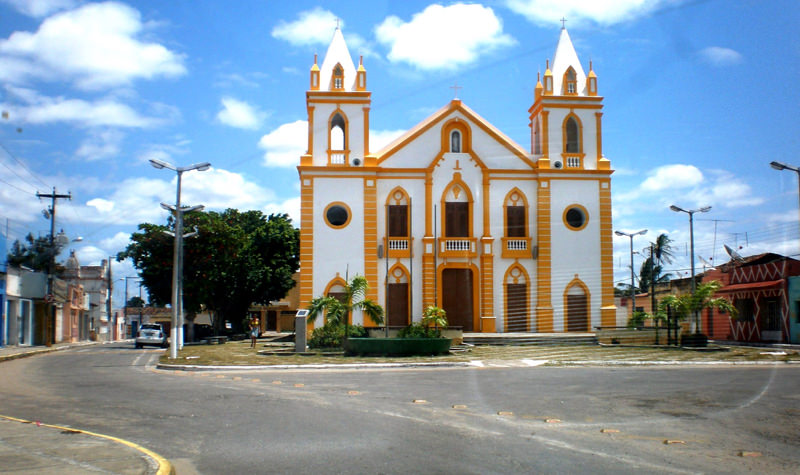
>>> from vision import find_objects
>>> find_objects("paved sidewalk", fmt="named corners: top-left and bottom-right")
top-left (0, 341), bottom-right (99, 363)
top-left (0, 415), bottom-right (172, 475)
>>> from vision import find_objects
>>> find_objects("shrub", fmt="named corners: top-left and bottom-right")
top-left (627, 311), bottom-right (649, 329)
top-left (397, 322), bottom-right (441, 339)
top-left (308, 322), bottom-right (366, 349)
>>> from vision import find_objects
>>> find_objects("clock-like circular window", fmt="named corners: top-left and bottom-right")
top-left (563, 204), bottom-right (588, 231)
top-left (324, 202), bottom-right (351, 229)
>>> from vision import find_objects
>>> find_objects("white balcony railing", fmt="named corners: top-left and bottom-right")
top-left (505, 239), bottom-right (528, 251)
top-left (388, 239), bottom-right (409, 251)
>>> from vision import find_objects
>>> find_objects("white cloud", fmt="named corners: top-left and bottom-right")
top-left (179, 168), bottom-right (276, 211)
top-left (271, 8), bottom-right (375, 58)
top-left (272, 7), bottom-right (339, 46)
top-left (504, 0), bottom-right (683, 26)
top-left (370, 129), bottom-right (406, 152)
top-left (0, 2), bottom-right (186, 89)
top-left (216, 97), bottom-right (266, 130)
top-left (75, 168), bottom-right (278, 227)
top-left (2, 86), bottom-right (175, 128)
top-left (375, 4), bottom-right (515, 70)
top-left (1, 0), bottom-right (76, 17)
top-left (87, 198), bottom-right (114, 213)
top-left (136, 141), bottom-right (189, 165)
top-left (698, 46), bottom-right (743, 67)
top-left (640, 164), bottom-right (703, 192)
top-left (99, 231), bottom-right (132, 252)
top-left (264, 196), bottom-right (301, 227)
top-left (75, 129), bottom-right (123, 161)
top-left (258, 120), bottom-right (307, 168)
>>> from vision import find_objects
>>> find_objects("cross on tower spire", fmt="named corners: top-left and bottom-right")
top-left (560, 17), bottom-right (567, 29)
top-left (450, 81), bottom-right (462, 99)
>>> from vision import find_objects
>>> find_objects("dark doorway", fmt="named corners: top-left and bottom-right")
top-left (267, 311), bottom-right (277, 331)
top-left (506, 283), bottom-right (527, 332)
top-left (566, 293), bottom-right (588, 332)
top-left (442, 268), bottom-right (474, 331)
top-left (387, 283), bottom-right (409, 327)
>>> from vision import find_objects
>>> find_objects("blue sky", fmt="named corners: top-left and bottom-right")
top-left (0, 0), bottom-right (798, 304)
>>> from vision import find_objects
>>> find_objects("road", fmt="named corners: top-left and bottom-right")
top-left (1, 343), bottom-right (798, 474)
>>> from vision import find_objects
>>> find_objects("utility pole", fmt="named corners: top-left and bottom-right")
top-left (36, 187), bottom-right (71, 346)
top-left (106, 257), bottom-right (113, 341)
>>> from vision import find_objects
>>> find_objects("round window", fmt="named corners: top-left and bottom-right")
top-left (324, 202), bottom-right (351, 228)
top-left (563, 205), bottom-right (588, 231)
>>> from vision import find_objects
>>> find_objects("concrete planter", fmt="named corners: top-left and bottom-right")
top-left (366, 327), bottom-right (463, 344)
top-left (344, 337), bottom-right (452, 356)
top-left (596, 328), bottom-right (671, 345)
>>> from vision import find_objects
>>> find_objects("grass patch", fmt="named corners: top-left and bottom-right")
top-left (159, 340), bottom-right (800, 367)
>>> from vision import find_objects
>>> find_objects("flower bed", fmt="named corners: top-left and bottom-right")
top-left (344, 337), bottom-right (452, 356)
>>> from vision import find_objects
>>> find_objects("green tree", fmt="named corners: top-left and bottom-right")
top-left (638, 233), bottom-right (674, 292)
top-left (657, 280), bottom-right (736, 334)
top-left (126, 296), bottom-right (145, 308)
top-left (7, 233), bottom-right (65, 272)
top-left (118, 209), bottom-right (299, 334)
top-left (307, 275), bottom-right (384, 341)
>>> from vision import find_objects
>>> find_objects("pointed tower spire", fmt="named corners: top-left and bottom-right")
top-left (551, 27), bottom-right (587, 95)
top-left (319, 26), bottom-right (357, 91)
top-left (543, 59), bottom-right (553, 95)
top-left (535, 71), bottom-right (544, 101)
top-left (587, 60), bottom-right (598, 96)
top-left (356, 55), bottom-right (367, 91)
top-left (310, 53), bottom-right (320, 90)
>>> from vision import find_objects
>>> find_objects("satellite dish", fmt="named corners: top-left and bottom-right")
top-left (698, 256), bottom-right (715, 269)
top-left (724, 244), bottom-right (743, 262)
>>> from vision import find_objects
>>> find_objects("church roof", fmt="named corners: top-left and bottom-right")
top-left (551, 27), bottom-right (587, 95)
top-left (319, 27), bottom-right (357, 91)
top-left (376, 99), bottom-right (531, 166)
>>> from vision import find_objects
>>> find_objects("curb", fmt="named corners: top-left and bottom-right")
top-left (158, 361), bottom-right (474, 371)
top-left (0, 414), bottom-right (174, 475)
top-left (157, 358), bottom-right (800, 371)
top-left (0, 341), bottom-right (98, 363)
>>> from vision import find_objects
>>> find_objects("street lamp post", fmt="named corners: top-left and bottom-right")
top-left (615, 229), bottom-right (647, 321)
top-left (150, 159), bottom-right (209, 359)
top-left (670, 204), bottom-right (711, 333)
top-left (770, 161), bottom-right (800, 257)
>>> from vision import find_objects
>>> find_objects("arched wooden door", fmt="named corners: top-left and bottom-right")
top-left (442, 268), bottom-right (473, 331)
top-left (566, 284), bottom-right (588, 332)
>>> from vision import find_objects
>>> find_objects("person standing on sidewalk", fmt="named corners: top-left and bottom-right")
top-left (249, 317), bottom-right (260, 348)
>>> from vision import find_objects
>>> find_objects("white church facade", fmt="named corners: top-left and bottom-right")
top-left (298, 27), bottom-right (615, 333)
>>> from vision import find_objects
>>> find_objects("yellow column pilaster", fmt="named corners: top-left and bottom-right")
top-left (300, 176), bottom-right (315, 333)
top-left (599, 179), bottom-right (616, 327)
top-left (363, 177), bottom-right (378, 326)
top-left (536, 179), bottom-right (553, 332)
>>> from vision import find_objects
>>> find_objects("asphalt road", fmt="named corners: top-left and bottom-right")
top-left (1, 343), bottom-right (798, 474)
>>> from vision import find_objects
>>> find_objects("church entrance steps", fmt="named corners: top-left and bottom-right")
top-left (463, 332), bottom-right (597, 346)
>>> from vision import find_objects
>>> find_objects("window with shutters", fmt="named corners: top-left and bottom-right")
top-left (445, 202), bottom-right (469, 237)
top-left (502, 189), bottom-right (531, 258)
top-left (385, 188), bottom-right (411, 257)
top-left (565, 116), bottom-right (580, 153)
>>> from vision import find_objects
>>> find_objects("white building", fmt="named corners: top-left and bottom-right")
top-left (298, 27), bottom-right (615, 333)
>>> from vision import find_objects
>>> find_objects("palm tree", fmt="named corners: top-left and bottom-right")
top-left (657, 280), bottom-right (736, 337)
top-left (638, 233), bottom-right (675, 292)
top-left (652, 233), bottom-right (675, 268)
top-left (307, 275), bottom-right (384, 332)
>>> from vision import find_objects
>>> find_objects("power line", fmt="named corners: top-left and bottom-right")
top-left (0, 141), bottom-right (50, 189)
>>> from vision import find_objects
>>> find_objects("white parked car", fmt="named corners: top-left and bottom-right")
top-left (135, 323), bottom-right (168, 349)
